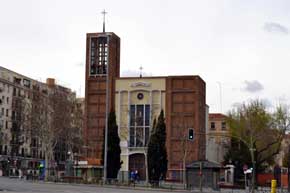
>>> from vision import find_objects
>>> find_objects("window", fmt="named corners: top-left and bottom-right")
top-left (6, 97), bottom-right (9, 104)
top-left (0, 83), bottom-right (3, 92)
top-left (6, 109), bottom-right (8, 117)
top-left (222, 122), bottom-right (226, 130)
top-left (23, 79), bottom-right (31, 88)
top-left (1, 108), bottom-right (4, 115)
top-left (5, 121), bottom-right (8, 129)
top-left (4, 146), bottom-right (7, 155)
top-left (32, 150), bottom-right (37, 158)
top-left (14, 77), bottom-right (21, 84)
top-left (12, 111), bottom-right (16, 120)
top-left (13, 88), bottom-right (16, 96)
top-left (210, 122), bottom-right (215, 130)
top-left (21, 148), bottom-right (24, 157)
top-left (32, 138), bottom-right (37, 147)
top-left (129, 104), bottom-right (150, 147)
top-left (90, 37), bottom-right (108, 76)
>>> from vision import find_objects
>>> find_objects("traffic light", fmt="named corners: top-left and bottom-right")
top-left (188, 128), bottom-right (194, 140)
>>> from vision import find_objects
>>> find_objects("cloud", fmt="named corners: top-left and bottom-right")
top-left (263, 22), bottom-right (289, 35)
top-left (243, 80), bottom-right (264, 93)
top-left (231, 98), bottom-right (272, 109)
top-left (121, 70), bottom-right (153, 77)
top-left (75, 62), bottom-right (84, 67)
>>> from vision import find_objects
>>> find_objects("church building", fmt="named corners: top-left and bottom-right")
top-left (84, 31), bottom-right (206, 181)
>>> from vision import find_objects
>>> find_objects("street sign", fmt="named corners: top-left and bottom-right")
top-left (244, 168), bottom-right (253, 174)
top-left (78, 161), bottom-right (88, 165)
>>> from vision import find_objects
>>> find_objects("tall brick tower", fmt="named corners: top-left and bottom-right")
top-left (84, 32), bottom-right (120, 161)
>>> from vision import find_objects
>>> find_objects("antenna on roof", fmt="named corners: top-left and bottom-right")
top-left (101, 9), bottom-right (107, 33)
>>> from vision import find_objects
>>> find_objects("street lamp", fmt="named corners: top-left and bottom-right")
top-left (73, 153), bottom-right (78, 178)
top-left (67, 151), bottom-right (72, 176)
top-left (288, 147), bottom-right (290, 193)
top-left (103, 34), bottom-right (111, 183)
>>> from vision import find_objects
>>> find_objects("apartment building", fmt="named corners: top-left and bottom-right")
top-left (206, 113), bottom-right (230, 164)
top-left (0, 66), bottom-right (80, 176)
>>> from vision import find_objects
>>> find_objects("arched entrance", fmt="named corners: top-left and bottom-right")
top-left (129, 153), bottom-right (146, 181)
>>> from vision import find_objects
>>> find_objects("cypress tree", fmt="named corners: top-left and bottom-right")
top-left (147, 110), bottom-right (168, 186)
top-left (107, 111), bottom-right (122, 179)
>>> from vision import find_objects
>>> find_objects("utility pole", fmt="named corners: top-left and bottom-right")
top-left (103, 35), bottom-right (110, 183)
top-left (216, 82), bottom-right (222, 113)
top-left (250, 133), bottom-right (256, 193)
top-left (199, 162), bottom-right (203, 192)
top-left (288, 146), bottom-right (290, 193)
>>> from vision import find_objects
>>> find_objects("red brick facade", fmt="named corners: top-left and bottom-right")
top-left (84, 32), bottom-right (120, 160)
top-left (166, 76), bottom-right (206, 178)
top-left (84, 32), bottom-right (206, 175)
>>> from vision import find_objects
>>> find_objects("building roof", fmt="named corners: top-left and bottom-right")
top-left (209, 113), bottom-right (227, 119)
top-left (0, 66), bottom-right (72, 92)
top-left (186, 160), bottom-right (221, 169)
top-left (116, 75), bottom-right (204, 80)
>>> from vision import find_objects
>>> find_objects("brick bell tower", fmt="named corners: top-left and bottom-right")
top-left (84, 16), bottom-right (120, 161)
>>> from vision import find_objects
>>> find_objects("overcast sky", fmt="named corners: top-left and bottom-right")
top-left (1, 0), bottom-right (290, 113)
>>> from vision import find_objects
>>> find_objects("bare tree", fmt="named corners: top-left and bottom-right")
top-left (30, 86), bottom-right (54, 180)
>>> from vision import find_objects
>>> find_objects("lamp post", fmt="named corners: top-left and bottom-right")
top-left (216, 81), bottom-right (222, 113)
top-left (73, 153), bottom-right (78, 178)
top-left (288, 146), bottom-right (290, 193)
top-left (103, 35), bottom-right (110, 183)
top-left (67, 151), bottom-right (72, 176)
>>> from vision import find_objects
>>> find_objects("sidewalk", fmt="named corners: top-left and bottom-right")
top-left (15, 177), bottom-right (282, 193)
top-left (28, 178), bottom-right (210, 192)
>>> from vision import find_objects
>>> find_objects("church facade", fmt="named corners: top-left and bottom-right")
top-left (84, 31), bottom-right (206, 181)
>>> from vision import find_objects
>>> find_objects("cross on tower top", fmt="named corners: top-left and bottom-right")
top-left (101, 9), bottom-right (107, 33)
top-left (139, 66), bottom-right (143, 78)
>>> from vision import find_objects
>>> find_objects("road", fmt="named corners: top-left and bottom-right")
top-left (0, 177), bottom-right (184, 193)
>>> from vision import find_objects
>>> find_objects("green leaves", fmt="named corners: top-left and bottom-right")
top-left (147, 110), bottom-right (168, 185)
top-left (107, 111), bottom-right (121, 179)
top-left (225, 100), bottom-right (289, 176)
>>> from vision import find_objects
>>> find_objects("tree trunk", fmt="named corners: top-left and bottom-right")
top-left (183, 156), bottom-right (186, 188)
top-left (45, 152), bottom-right (49, 181)
top-left (250, 148), bottom-right (256, 193)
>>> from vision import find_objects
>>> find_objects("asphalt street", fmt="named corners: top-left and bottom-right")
top-left (0, 177), bottom-right (185, 193)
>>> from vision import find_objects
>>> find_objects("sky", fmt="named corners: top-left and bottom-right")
top-left (1, 0), bottom-right (290, 114)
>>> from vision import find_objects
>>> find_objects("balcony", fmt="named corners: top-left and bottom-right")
top-left (13, 77), bottom-right (21, 85)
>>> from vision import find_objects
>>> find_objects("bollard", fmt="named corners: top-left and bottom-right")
top-left (271, 179), bottom-right (277, 193)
